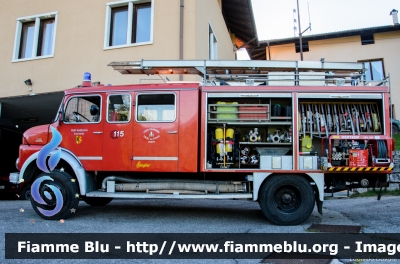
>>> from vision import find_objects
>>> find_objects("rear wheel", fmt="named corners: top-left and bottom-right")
top-left (392, 125), bottom-right (399, 134)
top-left (83, 197), bottom-right (113, 206)
top-left (30, 170), bottom-right (79, 220)
top-left (259, 175), bottom-right (315, 225)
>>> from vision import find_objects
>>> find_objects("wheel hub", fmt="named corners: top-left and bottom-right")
top-left (282, 193), bottom-right (292, 203)
top-left (275, 187), bottom-right (299, 211)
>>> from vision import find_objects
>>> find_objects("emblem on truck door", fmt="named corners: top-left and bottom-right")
top-left (75, 136), bottom-right (82, 144)
top-left (143, 128), bottom-right (160, 143)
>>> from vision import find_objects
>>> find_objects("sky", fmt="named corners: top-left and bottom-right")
top-left (238, 0), bottom-right (399, 59)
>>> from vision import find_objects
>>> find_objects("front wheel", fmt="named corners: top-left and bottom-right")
top-left (259, 175), bottom-right (315, 225)
top-left (30, 170), bottom-right (80, 220)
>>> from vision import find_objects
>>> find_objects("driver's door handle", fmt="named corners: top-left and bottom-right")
top-left (93, 132), bottom-right (103, 134)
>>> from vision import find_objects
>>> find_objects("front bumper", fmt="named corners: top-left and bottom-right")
top-left (0, 173), bottom-right (21, 195)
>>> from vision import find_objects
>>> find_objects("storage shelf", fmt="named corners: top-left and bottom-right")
top-left (270, 117), bottom-right (292, 120)
top-left (300, 131), bottom-right (383, 135)
top-left (239, 142), bottom-right (292, 145)
top-left (208, 121), bottom-right (292, 125)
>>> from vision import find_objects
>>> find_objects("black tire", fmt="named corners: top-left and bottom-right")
top-left (83, 197), bottom-right (113, 206)
top-left (30, 170), bottom-right (79, 220)
top-left (19, 186), bottom-right (31, 200)
top-left (392, 125), bottom-right (399, 134)
top-left (259, 175), bottom-right (315, 225)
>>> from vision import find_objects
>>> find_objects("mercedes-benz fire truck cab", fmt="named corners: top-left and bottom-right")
top-left (59, 83), bottom-right (200, 173)
top-left (9, 60), bottom-right (394, 225)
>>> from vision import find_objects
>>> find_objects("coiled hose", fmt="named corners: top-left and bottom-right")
top-left (377, 140), bottom-right (388, 159)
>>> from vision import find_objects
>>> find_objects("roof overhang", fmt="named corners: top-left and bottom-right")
top-left (0, 92), bottom-right (64, 132)
top-left (222, 0), bottom-right (259, 59)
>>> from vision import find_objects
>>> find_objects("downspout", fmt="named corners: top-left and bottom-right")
top-left (267, 41), bottom-right (271, 60)
top-left (179, 0), bottom-right (184, 81)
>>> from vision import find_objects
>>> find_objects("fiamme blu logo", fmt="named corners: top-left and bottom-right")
top-left (32, 126), bottom-right (63, 217)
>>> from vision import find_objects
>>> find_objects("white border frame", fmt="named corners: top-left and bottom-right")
top-left (12, 12), bottom-right (58, 62)
top-left (104, 0), bottom-right (154, 50)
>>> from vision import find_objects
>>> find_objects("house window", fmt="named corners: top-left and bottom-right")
top-left (105, 0), bottom-right (152, 49)
top-left (209, 25), bottom-right (218, 60)
top-left (136, 93), bottom-right (176, 122)
top-left (134, 4), bottom-right (152, 43)
top-left (359, 59), bottom-right (385, 81)
top-left (13, 13), bottom-right (57, 61)
top-left (37, 18), bottom-right (55, 56)
top-left (295, 40), bottom-right (309, 53)
top-left (361, 33), bottom-right (374, 45)
top-left (110, 7), bottom-right (129, 46)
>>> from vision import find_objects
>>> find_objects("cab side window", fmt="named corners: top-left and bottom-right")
top-left (107, 94), bottom-right (131, 122)
top-left (136, 93), bottom-right (176, 122)
top-left (64, 96), bottom-right (101, 123)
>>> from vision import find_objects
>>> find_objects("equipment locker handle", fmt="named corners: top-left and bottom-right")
top-left (167, 131), bottom-right (178, 134)
top-left (329, 95), bottom-right (350, 98)
top-left (93, 132), bottom-right (103, 134)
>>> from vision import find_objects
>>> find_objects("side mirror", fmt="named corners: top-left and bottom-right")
top-left (90, 105), bottom-right (99, 116)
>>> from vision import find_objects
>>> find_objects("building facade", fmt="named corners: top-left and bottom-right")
top-left (0, 0), bottom-right (243, 97)
top-left (0, 0), bottom-right (257, 128)
top-left (0, 0), bottom-right (258, 175)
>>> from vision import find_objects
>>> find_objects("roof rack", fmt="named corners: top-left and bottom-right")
top-left (108, 60), bottom-right (368, 86)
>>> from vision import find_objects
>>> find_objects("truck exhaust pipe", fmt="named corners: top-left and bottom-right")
top-left (115, 182), bottom-right (246, 193)
top-left (101, 176), bottom-right (246, 193)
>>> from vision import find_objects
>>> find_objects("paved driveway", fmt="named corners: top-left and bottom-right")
top-left (1, 195), bottom-right (400, 263)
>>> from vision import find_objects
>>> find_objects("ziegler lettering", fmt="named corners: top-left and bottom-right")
top-left (136, 161), bottom-right (151, 168)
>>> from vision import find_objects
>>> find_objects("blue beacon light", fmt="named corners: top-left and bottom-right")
top-left (81, 72), bottom-right (92, 87)
top-left (83, 72), bottom-right (91, 82)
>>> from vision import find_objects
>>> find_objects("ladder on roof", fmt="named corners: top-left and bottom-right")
top-left (108, 59), bottom-right (366, 86)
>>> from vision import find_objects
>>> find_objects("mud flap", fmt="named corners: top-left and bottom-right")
top-left (316, 197), bottom-right (323, 215)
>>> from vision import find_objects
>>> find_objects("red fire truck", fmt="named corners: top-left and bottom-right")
top-left (9, 60), bottom-right (394, 225)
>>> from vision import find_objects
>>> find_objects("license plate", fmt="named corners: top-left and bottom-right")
top-left (0, 186), bottom-right (5, 189)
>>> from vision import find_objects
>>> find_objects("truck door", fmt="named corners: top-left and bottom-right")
top-left (132, 92), bottom-right (179, 172)
top-left (102, 93), bottom-right (133, 171)
top-left (59, 95), bottom-right (103, 171)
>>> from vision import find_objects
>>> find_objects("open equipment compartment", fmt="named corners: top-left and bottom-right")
top-left (297, 93), bottom-right (392, 173)
top-left (206, 94), bottom-right (293, 169)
